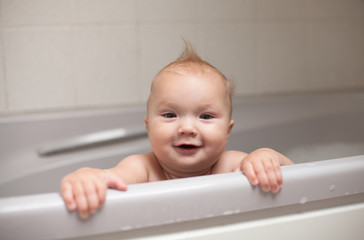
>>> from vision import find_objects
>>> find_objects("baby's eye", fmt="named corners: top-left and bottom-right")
top-left (199, 114), bottom-right (214, 120)
top-left (163, 113), bottom-right (177, 118)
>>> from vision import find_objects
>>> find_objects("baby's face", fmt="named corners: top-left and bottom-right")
top-left (145, 69), bottom-right (234, 177)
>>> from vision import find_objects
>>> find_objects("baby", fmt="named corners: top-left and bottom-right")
top-left (61, 43), bottom-right (293, 219)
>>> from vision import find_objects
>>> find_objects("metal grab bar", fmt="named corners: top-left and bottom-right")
top-left (37, 127), bottom-right (147, 156)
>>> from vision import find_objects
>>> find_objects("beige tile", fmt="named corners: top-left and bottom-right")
top-left (309, 21), bottom-right (362, 90)
top-left (254, 0), bottom-right (308, 22)
top-left (0, 6), bottom-right (3, 27)
top-left (139, 0), bottom-right (199, 24)
top-left (0, 77), bottom-right (6, 112)
top-left (71, 0), bottom-right (137, 24)
top-left (73, 26), bottom-right (139, 106)
top-left (255, 23), bottom-right (309, 94)
top-left (1, 0), bottom-right (72, 26)
top-left (360, 1), bottom-right (364, 88)
top-left (199, 23), bottom-right (256, 96)
top-left (310, 0), bottom-right (362, 20)
top-left (139, 25), bottom-right (199, 101)
top-left (4, 28), bottom-right (74, 111)
top-left (198, 0), bottom-right (253, 22)
top-left (0, 30), bottom-right (7, 112)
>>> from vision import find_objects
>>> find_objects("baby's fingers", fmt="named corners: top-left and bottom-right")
top-left (84, 180), bottom-right (101, 215)
top-left (95, 178), bottom-right (107, 206)
top-left (242, 161), bottom-right (259, 186)
top-left (265, 166), bottom-right (279, 193)
top-left (61, 181), bottom-right (76, 211)
top-left (102, 170), bottom-right (128, 191)
top-left (255, 162), bottom-right (271, 192)
top-left (263, 158), bottom-right (282, 193)
top-left (73, 181), bottom-right (90, 219)
top-left (274, 160), bottom-right (283, 188)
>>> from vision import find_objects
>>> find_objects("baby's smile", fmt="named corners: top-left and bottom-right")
top-left (174, 143), bottom-right (202, 154)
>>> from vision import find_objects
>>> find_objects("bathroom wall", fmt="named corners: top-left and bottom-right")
top-left (0, 0), bottom-right (363, 114)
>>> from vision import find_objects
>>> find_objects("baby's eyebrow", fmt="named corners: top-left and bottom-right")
top-left (155, 102), bottom-right (179, 112)
top-left (198, 103), bottom-right (221, 110)
top-left (156, 101), bottom-right (175, 108)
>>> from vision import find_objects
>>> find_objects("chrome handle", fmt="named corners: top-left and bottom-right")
top-left (37, 127), bottom-right (147, 156)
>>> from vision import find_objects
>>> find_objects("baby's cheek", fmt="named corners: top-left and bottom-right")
top-left (206, 131), bottom-right (228, 148)
top-left (149, 127), bottom-right (174, 149)
top-left (150, 125), bottom-right (172, 139)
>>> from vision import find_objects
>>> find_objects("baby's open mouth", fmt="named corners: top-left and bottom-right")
top-left (175, 144), bottom-right (201, 152)
top-left (180, 144), bottom-right (197, 149)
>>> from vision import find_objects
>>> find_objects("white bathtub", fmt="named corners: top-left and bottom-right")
top-left (1, 91), bottom-right (364, 240)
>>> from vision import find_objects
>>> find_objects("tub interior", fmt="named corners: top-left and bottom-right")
top-left (228, 110), bottom-right (364, 163)
top-left (1, 91), bottom-right (364, 198)
top-left (0, 106), bottom-right (150, 197)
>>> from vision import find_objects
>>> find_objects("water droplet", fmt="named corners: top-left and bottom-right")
top-left (300, 197), bottom-right (308, 204)
top-left (329, 185), bottom-right (336, 192)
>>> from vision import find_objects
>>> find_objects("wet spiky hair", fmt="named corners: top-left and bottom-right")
top-left (148, 40), bottom-right (234, 117)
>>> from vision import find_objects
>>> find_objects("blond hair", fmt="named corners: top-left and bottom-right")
top-left (148, 41), bottom-right (234, 117)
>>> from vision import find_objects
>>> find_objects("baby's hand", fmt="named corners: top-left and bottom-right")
top-left (240, 148), bottom-right (293, 193)
top-left (61, 168), bottom-right (127, 219)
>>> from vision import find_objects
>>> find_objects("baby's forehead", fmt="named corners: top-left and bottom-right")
top-left (154, 64), bottom-right (224, 89)
top-left (163, 62), bottom-right (220, 77)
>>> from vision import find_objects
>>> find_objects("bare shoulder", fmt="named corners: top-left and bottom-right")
top-left (212, 150), bottom-right (248, 174)
top-left (118, 152), bottom-right (153, 163)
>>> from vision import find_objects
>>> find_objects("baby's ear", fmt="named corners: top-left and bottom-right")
top-left (227, 120), bottom-right (234, 137)
top-left (144, 116), bottom-right (149, 133)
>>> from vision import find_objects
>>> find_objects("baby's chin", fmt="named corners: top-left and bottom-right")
top-left (165, 158), bottom-right (216, 177)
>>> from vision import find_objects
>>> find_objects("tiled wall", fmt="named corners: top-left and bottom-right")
top-left (0, 0), bottom-right (363, 114)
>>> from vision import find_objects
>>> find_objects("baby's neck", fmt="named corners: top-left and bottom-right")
top-left (162, 167), bottom-right (212, 180)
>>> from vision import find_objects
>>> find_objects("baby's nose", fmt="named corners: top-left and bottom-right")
top-left (177, 119), bottom-right (197, 136)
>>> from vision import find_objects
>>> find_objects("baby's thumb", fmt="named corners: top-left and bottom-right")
top-left (102, 171), bottom-right (128, 191)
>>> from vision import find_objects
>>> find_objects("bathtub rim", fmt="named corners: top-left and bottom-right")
top-left (1, 155), bottom-right (364, 240)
